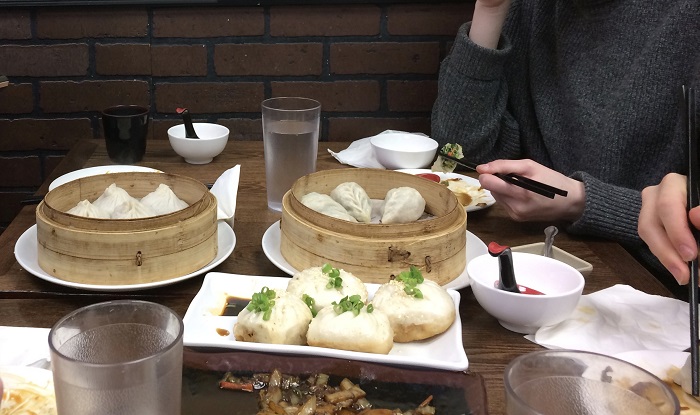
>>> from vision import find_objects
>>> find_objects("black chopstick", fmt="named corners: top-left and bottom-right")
top-left (438, 152), bottom-right (568, 199)
top-left (684, 85), bottom-right (700, 396)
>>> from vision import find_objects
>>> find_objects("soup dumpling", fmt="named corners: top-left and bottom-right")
top-left (330, 182), bottom-right (372, 223)
top-left (67, 199), bottom-right (111, 219)
top-left (141, 183), bottom-right (189, 215)
top-left (301, 192), bottom-right (357, 222)
top-left (380, 187), bottom-right (426, 224)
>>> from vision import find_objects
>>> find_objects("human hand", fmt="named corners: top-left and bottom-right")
top-left (476, 159), bottom-right (586, 222)
top-left (639, 173), bottom-right (700, 284)
top-left (470, 0), bottom-right (511, 49)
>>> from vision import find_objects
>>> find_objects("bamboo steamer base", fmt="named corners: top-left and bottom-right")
top-left (280, 169), bottom-right (467, 285)
top-left (36, 172), bottom-right (218, 285)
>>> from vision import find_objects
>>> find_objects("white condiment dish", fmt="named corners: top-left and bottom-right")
top-left (168, 123), bottom-right (229, 164)
top-left (467, 252), bottom-right (584, 334)
top-left (370, 133), bottom-right (438, 169)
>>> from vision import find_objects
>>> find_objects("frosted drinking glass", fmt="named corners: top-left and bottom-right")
top-left (49, 300), bottom-right (183, 415)
top-left (262, 97), bottom-right (321, 211)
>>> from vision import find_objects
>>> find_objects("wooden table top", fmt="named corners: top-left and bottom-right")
top-left (0, 139), bottom-right (674, 414)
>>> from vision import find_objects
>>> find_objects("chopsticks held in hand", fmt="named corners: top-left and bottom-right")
top-left (438, 152), bottom-right (568, 199)
top-left (684, 85), bottom-right (700, 397)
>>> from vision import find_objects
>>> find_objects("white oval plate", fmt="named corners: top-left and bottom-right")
top-left (261, 220), bottom-right (487, 289)
top-left (183, 273), bottom-right (468, 371)
top-left (49, 165), bottom-right (163, 191)
top-left (396, 168), bottom-right (495, 212)
top-left (0, 365), bottom-right (56, 415)
top-left (14, 221), bottom-right (235, 292)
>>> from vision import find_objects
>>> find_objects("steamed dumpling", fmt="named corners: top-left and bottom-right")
top-left (67, 200), bottom-right (111, 219)
top-left (380, 187), bottom-right (426, 224)
top-left (286, 265), bottom-right (368, 315)
top-left (92, 183), bottom-right (140, 213)
top-left (140, 183), bottom-right (189, 215)
top-left (330, 182), bottom-right (372, 223)
top-left (301, 192), bottom-right (357, 222)
top-left (111, 199), bottom-right (157, 219)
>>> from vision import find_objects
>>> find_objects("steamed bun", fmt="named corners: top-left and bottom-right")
top-left (234, 288), bottom-right (312, 345)
top-left (286, 265), bottom-right (368, 315)
top-left (372, 269), bottom-right (455, 342)
top-left (306, 296), bottom-right (393, 354)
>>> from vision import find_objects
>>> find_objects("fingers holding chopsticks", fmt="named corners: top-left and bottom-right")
top-left (476, 159), bottom-right (585, 223)
top-left (639, 173), bottom-right (700, 285)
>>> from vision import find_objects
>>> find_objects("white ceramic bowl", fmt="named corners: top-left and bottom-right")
top-left (467, 252), bottom-right (584, 334)
top-left (370, 133), bottom-right (438, 169)
top-left (168, 123), bottom-right (229, 164)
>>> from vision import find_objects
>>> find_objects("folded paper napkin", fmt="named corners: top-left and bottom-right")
top-left (525, 284), bottom-right (690, 355)
top-left (0, 326), bottom-right (51, 366)
top-left (209, 165), bottom-right (240, 229)
top-left (328, 130), bottom-right (429, 169)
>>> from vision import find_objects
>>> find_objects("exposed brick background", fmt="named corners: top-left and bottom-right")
top-left (0, 2), bottom-right (474, 234)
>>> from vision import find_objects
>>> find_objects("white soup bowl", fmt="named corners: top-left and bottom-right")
top-left (168, 123), bottom-right (229, 164)
top-left (370, 133), bottom-right (438, 169)
top-left (467, 252), bottom-right (584, 334)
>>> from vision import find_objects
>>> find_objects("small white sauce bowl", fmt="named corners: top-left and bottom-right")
top-left (370, 133), bottom-right (438, 169)
top-left (168, 123), bottom-right (229, 164)
top-left (467, 252), bottom-right (585, 334)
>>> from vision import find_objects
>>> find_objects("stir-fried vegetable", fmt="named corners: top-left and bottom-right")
top-left (219, 369), bottom-right (436, 415)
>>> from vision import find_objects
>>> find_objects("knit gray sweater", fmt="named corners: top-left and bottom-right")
top-left (431, 0), bottom-right (700, 277)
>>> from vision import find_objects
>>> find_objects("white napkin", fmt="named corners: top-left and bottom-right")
top-left (209, 165), bottom-right (240, 229)
top-left (328, 130), bottom-right (429, 169)
top-left (0, 326), bottom-right (51, 366)
top-left (525, 284), bottom-right (690, 355)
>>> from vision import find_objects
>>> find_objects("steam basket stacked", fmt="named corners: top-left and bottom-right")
top-left (280, 168), bottom-right (467, 285)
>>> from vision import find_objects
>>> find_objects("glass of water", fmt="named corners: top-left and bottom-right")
top-left (49, 300), bottom-right (183, 415)
top-left (261, 97), bottom-right (321, 211)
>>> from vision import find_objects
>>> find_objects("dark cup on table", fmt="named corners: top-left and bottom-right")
top-left (101, 105), bottom-right (150, 164)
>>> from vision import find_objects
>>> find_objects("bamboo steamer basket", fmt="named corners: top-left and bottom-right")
top-left (280, 168), bottom-right (467, 285)
top-left (35, 171), bottom-right (217, 285)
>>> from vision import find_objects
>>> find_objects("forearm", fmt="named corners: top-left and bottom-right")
top-left (469, 0), bottom-right (511, 49)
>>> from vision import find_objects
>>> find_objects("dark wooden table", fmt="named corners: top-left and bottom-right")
top-left (0, 139), bottom-right (674, 414)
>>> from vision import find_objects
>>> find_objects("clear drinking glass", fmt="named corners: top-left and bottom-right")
top-left (504, 350), bottom-right (679, 415)
top-left (49, 300), bottom-right (184, 415)
top-left (261, 97), bottom-right (321, 211)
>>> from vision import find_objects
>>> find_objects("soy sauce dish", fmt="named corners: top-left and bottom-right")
top-left (466, 252), bottom-right (584, 334)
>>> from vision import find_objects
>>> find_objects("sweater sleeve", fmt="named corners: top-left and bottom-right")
top-left (567, 171), bottom-right (642, 245)
top-left (430, 22), bottom-right (522, 162)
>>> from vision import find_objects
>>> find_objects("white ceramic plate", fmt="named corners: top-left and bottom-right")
top-left (14, 221), bottom-right (235, 292)
top-left (0, 365), bottom-right (56, 415)
top-left (261, 220), bottom-right (487, 290)
top-left (183, 272), bottom-right (468, 371)
top-left (49, 165), bottom-right (163, 191)
top-left (396, 168), bottom-right (495, 212)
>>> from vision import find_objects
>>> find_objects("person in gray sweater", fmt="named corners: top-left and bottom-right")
top-left (432, 0), bottom-right (699, 289)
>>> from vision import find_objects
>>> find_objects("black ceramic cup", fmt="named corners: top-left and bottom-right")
top-left (101, 105), bottom-right (150, 164)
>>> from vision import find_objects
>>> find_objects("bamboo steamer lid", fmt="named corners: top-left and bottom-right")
top-left (35, 172), bottom-right (217, 285)
top-left (280, 168), bottom-right (467, 285)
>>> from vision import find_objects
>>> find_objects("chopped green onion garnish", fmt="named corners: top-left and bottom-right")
top-left (331, 295), bottom-right (372, 316)
top-left (246, 286), bottom-right (276, 321)
top-left (302, 294), bottom-right (318, 317)
top-left (322, 263), bottom-right (342, 289)
top-left (397, 266), bottom-right (425, 299)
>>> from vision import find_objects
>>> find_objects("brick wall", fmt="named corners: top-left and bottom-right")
top-left (0, 2), bottom-right (474, 233)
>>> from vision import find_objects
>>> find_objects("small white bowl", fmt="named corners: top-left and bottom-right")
top-left (168, 123), bottom-right (229, 164)
top-left (370, 133), bottom-right (438, 169)
top-left (467, 252), bottom-right (585, 334)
